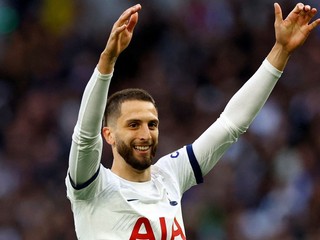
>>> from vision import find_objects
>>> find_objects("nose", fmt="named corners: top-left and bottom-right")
top-left (139, 124), bottom-right (152, 140)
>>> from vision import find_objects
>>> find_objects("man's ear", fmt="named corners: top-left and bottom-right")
top-left (102, 126), bottom-right (115, 145)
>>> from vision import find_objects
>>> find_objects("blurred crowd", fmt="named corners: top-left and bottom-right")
top-left (1, 0), bottom-right (320, 239)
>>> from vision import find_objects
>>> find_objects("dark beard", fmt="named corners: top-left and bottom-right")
top-left (116, 139), bottom-right (157, 171)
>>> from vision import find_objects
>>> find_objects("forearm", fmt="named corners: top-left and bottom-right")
top-left (97, 52), bottom-right (116, 74)
top-left (69, 68), bottom-right (113, 185)
top-left (75, 68), bottom-right (113, 138)
top-left (266, 43), bottom-right (291, 71)
top-left (222, 59), bottom-right (282, 130)
top-left (193, 59), bottom-right (282, 175)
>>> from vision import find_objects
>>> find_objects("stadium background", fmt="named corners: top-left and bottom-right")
top-left (1, 0), bottom-right (320, 239)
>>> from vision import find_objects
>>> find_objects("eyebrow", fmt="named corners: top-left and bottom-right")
top-left (125, 118), bottom-right (159, 124)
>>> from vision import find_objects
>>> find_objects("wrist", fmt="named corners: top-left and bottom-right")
top-left (97, 52), bottom-right (116, 74)
top-left (266, 43), bottom-right (291, 71)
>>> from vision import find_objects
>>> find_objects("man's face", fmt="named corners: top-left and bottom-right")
top-left (113, 100), bottom-right (159, 170)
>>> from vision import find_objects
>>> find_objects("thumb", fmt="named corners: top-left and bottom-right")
top-left (274, 2), bottom-right (283, 26)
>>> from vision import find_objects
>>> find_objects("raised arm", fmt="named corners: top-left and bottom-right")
top-left (68, 4), bottom-right (141, 187)
top-left (192, 2), bottom-right (320, 177)
top-left (98, 4), bottom-right (141, 74)
top-left (267, 2), bottom-right (320, 70)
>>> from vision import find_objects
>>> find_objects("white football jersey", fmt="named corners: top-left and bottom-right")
top-left (66, 59), bottom-right (283, 239)
top-left (66, 145), bottom-right (202, 239)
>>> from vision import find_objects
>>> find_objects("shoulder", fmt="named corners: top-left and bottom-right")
top-left (153, 145), bottom-right (201, 192)
top-left (66, 166), bottom-right (119, 201)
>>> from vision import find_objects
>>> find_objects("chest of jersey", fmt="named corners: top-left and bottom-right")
top-left (73, 172), bottom-right (187, 239)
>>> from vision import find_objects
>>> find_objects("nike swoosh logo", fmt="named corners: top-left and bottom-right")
top-left (127, 199), bottom-right (139, 202)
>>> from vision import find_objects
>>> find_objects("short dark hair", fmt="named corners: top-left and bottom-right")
top-left (104, 88), bottom-right (157, 127)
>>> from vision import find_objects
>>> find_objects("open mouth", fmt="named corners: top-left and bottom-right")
top-left (134, 145), bottom-right (151, 151)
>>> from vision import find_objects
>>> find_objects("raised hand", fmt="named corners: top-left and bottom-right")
top-left (267, 2), bottom-right (320, 70)
top-left (98, 4), bottom-right (142, 74)
top-left (274, 2), bottom-right (320, 54)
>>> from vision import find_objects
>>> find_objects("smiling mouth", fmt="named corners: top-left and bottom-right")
top-left (134, 145), bottom-right (151, 151)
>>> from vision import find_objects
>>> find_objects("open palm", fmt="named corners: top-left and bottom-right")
top-left (274, 3), bottom-right (320, 53)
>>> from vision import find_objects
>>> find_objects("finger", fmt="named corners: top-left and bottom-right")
top-left (308, 18), bottom-right (320, 31)
top-left (298, 6), bottom-right (318, 27)
top-left (285, 2), bottom-right (304, 21)
top-left (300, 5), bottom-right (311, 18)
top-left (292, 2), bottom-right (304, 15)
top-left (126, 12), bottom-right (139, 33)
top-left (284, 3), bottom-right (307, 24)
top-left (113, 24), bottom-right (127, 35)
top-left (117, 4), bottom-right (141, 27)
top-left (306, 7), bottom-right (318, 21)
top-left (274, 2), bottom-right (283, 25)
top-left (303, 5), bottom-right (311, 12)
